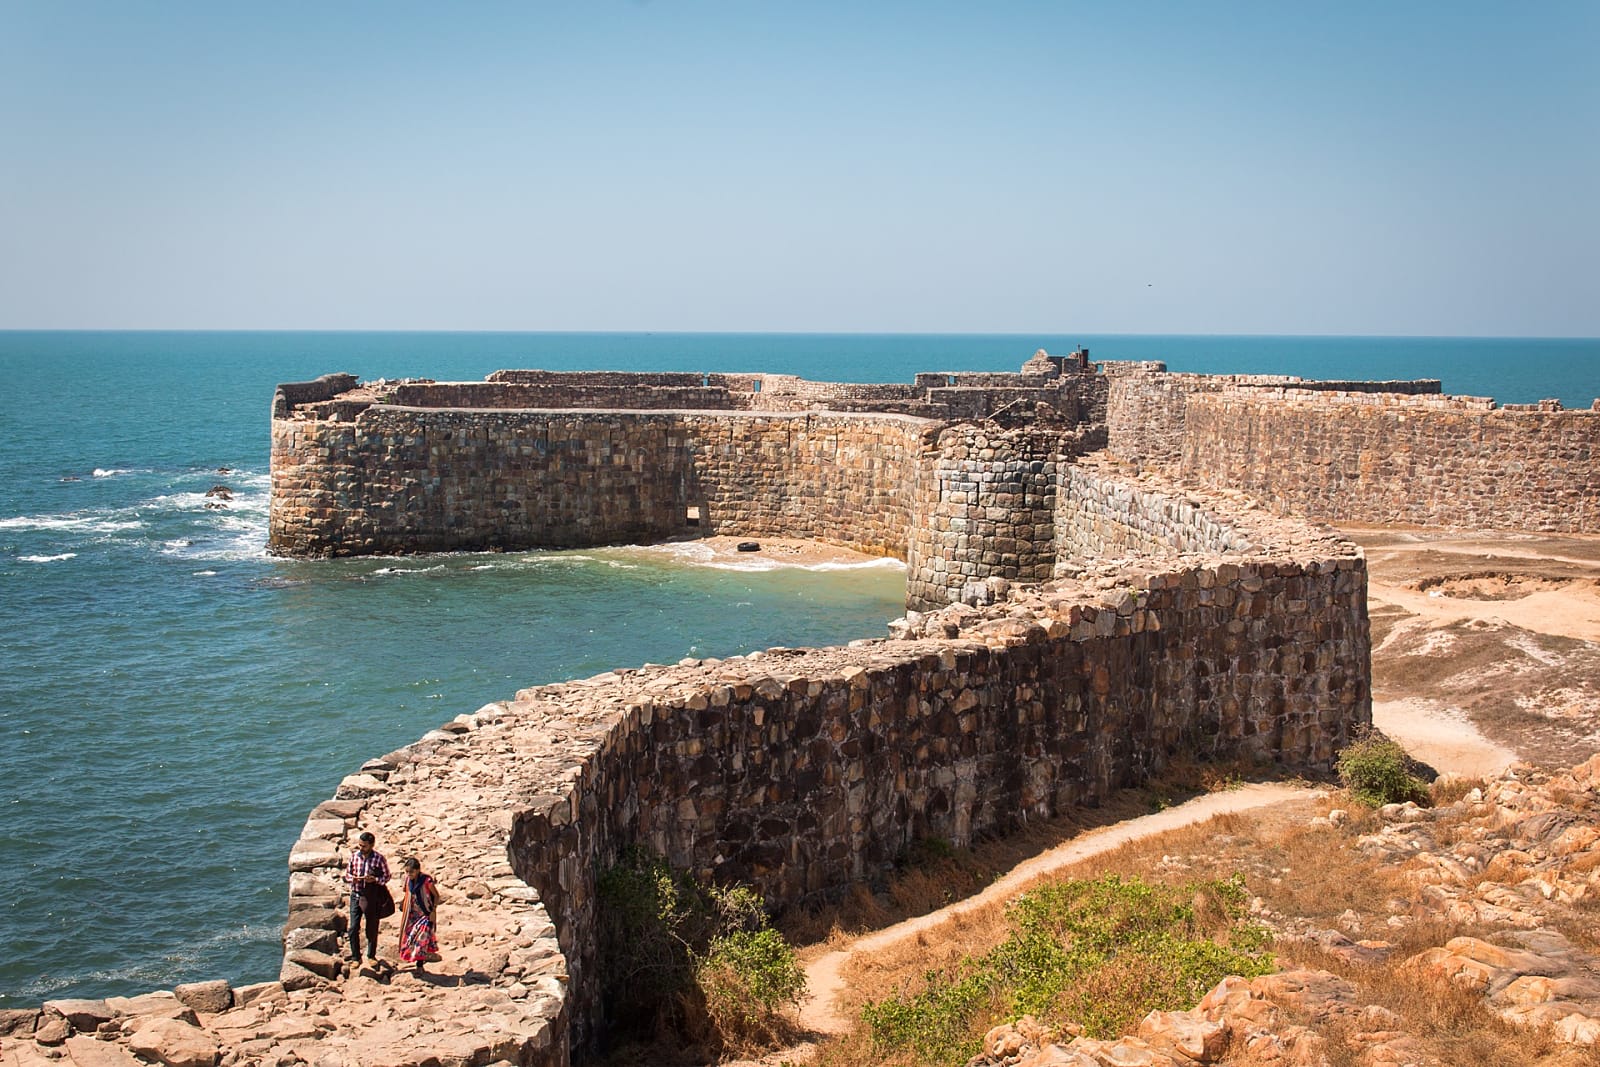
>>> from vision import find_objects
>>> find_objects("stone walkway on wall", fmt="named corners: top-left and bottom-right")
top-left (1, 692), bottom-right (575, 1067)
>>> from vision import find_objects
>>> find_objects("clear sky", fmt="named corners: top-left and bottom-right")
top-left (1, 2), bottom-right (1595, 335)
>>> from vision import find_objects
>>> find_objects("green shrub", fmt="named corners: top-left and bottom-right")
top-left (1337, 734), bottom-right (1429, 807)
top-left (861, 874), bottom-right (1273, 1067)
top-left (596, 847), bottom-right (804, 1050)
top-left (698, 927), bottom-right (807, 1043)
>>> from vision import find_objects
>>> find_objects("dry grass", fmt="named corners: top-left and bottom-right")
top-left (803, 788), bottom-right (1600, 1067)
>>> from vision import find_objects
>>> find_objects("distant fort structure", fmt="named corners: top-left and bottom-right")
top-left (11, 353), bottom-right (1594, 1064)
top-left (270, 351), bottom-right (1598, 589)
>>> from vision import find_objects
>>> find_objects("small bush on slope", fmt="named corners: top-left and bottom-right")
top-left (1337, 733), bottom-right (1430, 807)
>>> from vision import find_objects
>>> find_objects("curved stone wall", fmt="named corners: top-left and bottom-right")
top-left (6, 457), bottom-right (1368, 1065)
top-left (432, 468), bottom-right (1361, 1052)
top-left (1181, 390), bottom-right (1600, 532)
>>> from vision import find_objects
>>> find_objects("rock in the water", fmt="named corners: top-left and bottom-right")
top-left (125, 1017), bottom-right (220, 1067)
top-left (172, 980), bottom-right (232, 1015)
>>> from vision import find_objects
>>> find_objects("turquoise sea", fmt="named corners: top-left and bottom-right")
top-left (2, 331), bottom-right (1597, 1007)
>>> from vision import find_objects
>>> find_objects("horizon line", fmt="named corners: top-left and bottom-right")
top-left (2, 328), bottom-right (1598, 342)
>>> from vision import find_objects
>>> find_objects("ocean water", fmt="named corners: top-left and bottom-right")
top-left (1, 331), bottom-right (1596, 1007)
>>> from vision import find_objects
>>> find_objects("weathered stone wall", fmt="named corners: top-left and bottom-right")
top-left (270, 378), bottom-right (1118, 602)
top-left (493, 471), bottom-right (1369, 1050)
top-left (271, 373), bottom-right (359, 418)
top-left (906, 426), bottom-right (1076, 609)
top-left (271, 405), bottom-right (934, 560)
top-left (688, 413), bottom-right (932, 557)
top-left (389, 382), bottom-right (740, 410)
top-left (1182, 390), bottom-right (1600, 532)
top-left (488, 370), bottom-right (727, 388)
top-left (1054, 459), bottom-right (1257, 568)
top-left (1105, 369), bottom-right (1443, 470)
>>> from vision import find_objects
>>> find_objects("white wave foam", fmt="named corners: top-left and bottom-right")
top-left (193, 570), bottom-right (218, 577)
top-left (0, 514), bottom-right (142, 534)
top-left (92, 468), bottom-right (145, 478)
top-left (372, 565), bottom-right (447, 576)
top-left (798, 557), bottom-right (906, 573)
top-left (18, 553), bottom-right (77, 563)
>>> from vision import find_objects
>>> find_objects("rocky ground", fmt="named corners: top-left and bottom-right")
top-left (969, 753), bottom-right (1600, 1066)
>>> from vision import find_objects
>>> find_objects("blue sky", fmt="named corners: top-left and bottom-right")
top-left (1, 2), bottom-right (1595, 335)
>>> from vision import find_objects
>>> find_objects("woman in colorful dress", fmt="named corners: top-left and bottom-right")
top-left (397, 856), bottom-right (440, 972)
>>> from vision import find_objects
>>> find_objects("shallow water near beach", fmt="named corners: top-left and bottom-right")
top-left (1, 330), bottom-right (1596, 1006)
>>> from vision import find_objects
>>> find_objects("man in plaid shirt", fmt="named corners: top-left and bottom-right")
top-left (346, 831), bottom-right (391, 962)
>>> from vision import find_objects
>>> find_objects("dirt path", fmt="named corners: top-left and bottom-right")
top-left (797, 783), bottom-right (1308, 1039)
top-left (1372, 697), bottom-right (1519, 778)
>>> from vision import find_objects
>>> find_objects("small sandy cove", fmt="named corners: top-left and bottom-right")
top-left (675, 535), bottom-right (887, 567)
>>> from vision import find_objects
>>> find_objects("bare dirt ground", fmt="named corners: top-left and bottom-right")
top-left (1346, 525), bottom-right (1600, 770)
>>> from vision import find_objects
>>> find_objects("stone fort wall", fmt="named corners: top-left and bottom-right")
top-left (270, 401), bottom-right (935, 561)
top-left (157, 353), bottom-right (1591, 1066)
top-left (271, 374), bottom-right (1115, 608)
top-left (1103, 366), bottom-right (1598, 534)
top-left (268, 467), bottom-right (1366, 1057)
top-left (1182, 389), bottom-right (1600, 532)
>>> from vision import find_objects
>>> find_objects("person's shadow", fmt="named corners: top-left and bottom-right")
top-left (402, 966), bottom-right (494, 988)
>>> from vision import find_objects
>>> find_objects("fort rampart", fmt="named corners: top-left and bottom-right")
top-left (265, 463), bottom-right (1368, 1063)
top-left (270, 403), bottom-right (934, 561)
top-left (1180, 389), bottom-right (1600, 531)
top-left (269, 366), bottom-right (1112, 608)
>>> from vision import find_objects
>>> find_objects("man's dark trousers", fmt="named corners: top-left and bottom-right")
top-left (349, 891), bottom-right (379, 960)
